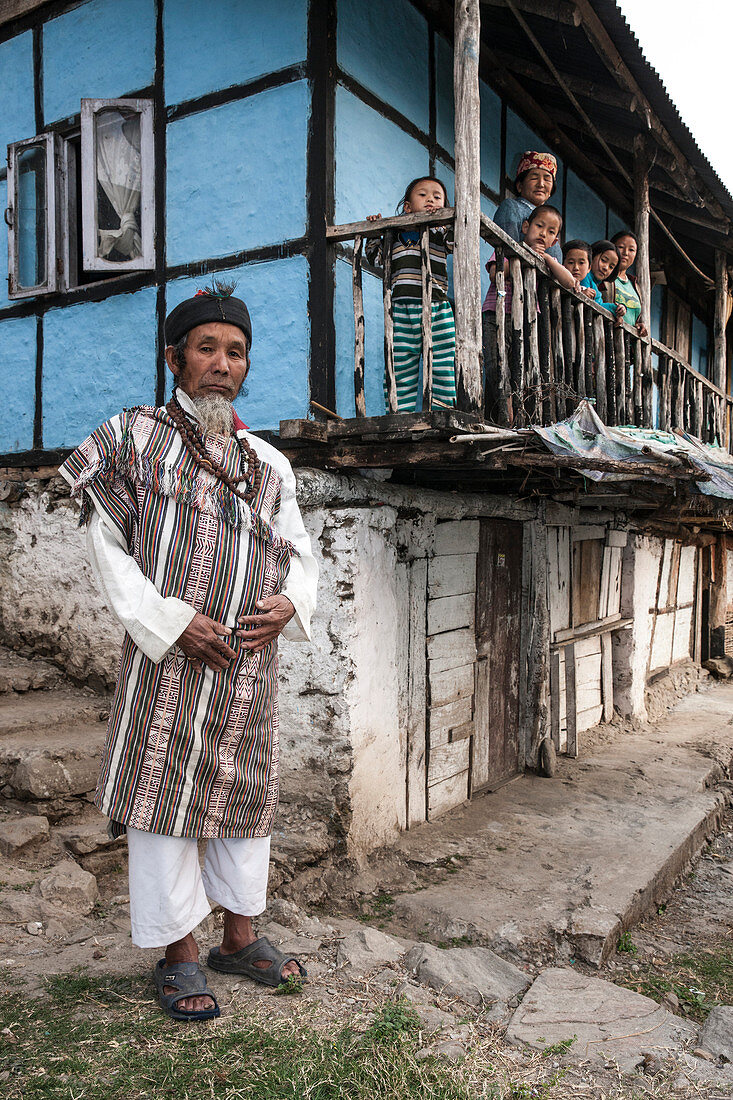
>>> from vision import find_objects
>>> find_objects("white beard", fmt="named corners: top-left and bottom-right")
top-left (193, 394), bottom-right (235, 436)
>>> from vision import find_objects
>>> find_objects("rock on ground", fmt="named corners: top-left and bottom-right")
top-left (38, 861), bottom-right (99, 915)
top-left (506, 967), bottom-right (697, 1074)
top-left (336, 927), bottom-right (405, 972)
top-left (403, 943), bottom-right (529, 1008)
top-left (0, 814), bottom-right (50, 855)
top-left (699, 1005), bottom-right (733, 1062)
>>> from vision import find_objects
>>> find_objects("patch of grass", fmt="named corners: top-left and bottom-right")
top-left (273, 975), bottom-right (304, 996)
top-left (0, 972), bottom-right (477, 1100)
top-left (617, 932), bottom-right (637, 954)
top-left (540, 1035), bottom-right (576, 1058)
top-left (617, 948), bottom-right (733, 1022)
top-left (357, 892), bottom-right (395, 925)
top-left (366, 999), bottom-right (420, 1043)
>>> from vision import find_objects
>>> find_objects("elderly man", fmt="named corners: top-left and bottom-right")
top-left (59, 283), bottom-right (318, 1021)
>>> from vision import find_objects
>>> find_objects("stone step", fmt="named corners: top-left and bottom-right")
top-left (0, 648), bottom-right (65, 694)
top-left (385, 681), bottom-right (733, 970)
top-left (0, 689), bottom-right (110, 738)
top-left (0, 690), bottom-right (109, 806)
top-left (0, 718), bottom-right (106, 802)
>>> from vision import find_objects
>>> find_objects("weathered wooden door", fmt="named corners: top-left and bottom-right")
top-left (473, 519), bottom-right (523, 791)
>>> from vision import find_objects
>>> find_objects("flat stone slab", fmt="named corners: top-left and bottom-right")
top-left (0, 814), bottom-right (49, 855)
top-left (699, 1005), bottom-right (733, 1062)
top-left (506, 967), bottom-right (697, 1074)
top-left (336, 927), bottom-right (405, 972)
top-left (404, 943), bottom-right (529, 1008)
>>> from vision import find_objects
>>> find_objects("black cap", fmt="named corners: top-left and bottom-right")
top-left (165, 283), bottom-right (252, 347)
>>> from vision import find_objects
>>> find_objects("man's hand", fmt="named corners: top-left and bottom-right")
top-left (177, 612), bottom-right (237, 673)
top-left (236, 595), bottom-right (296, 653)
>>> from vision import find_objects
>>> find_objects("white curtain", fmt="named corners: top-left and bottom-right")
top-left (95, 110), bottom-right (142, 261)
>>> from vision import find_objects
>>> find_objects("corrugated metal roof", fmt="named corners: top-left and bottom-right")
top-left (594, 0), bottom-right (733, 214)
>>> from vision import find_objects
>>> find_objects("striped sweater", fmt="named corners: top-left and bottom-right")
top-left (365, 225), bottom-right (453, 301)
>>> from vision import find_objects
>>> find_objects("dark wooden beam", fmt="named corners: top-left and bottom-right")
top-left (480, 0), bottom-right (580, 27)
top-left (487, 47), bottom-right (638, 112)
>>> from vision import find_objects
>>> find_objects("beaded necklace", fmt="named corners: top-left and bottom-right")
top-left (165, 392), bottom-right (262, 505)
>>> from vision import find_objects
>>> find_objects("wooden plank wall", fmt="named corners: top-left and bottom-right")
top-left (648, 541), bottom-right (697, 673)
top-left (548, 525), bottom-right (627, 753)
top-left (425, 520), bottom-right (479, 819)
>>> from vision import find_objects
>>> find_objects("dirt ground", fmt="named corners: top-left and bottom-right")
top-left (3, 805), bottom-right (733, 1097)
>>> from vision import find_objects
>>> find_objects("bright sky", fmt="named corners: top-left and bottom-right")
top-left (615, 0), bottom-right (733, 196)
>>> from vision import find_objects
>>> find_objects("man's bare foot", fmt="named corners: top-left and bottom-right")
top-left (219, 911), bottom-right (300, 981)
top-left (164, 932), bottom-right (215, 1014)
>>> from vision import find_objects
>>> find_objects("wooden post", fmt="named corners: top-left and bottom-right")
top-left (657, 355), bottom-right (669, 431)
top-left (524, 265), bottom-right (541, 420)
top-left (352, 235), bottom-right (366, 417)
top-left (605, 317), bottom-right (616, 425)
top-left (633, 336), bottom-right (643, 426)
top-left (575, 301), bottom-right (586, 399)
top-left (561, 294), bottom-right (576, 412)
top-left (593, 313), bottom-right (607, 422)
top-left (693, 378), bottom-right (703, 439)
top-left (509, 257), bottom-right (525, 422)
top-left (613, 326), bottom-right (626, 424)
top-left (584, 304), bottom-right (594, 401)
top-left (420, 224), bottom-right (434, 410)
top-left (538, 276), bottom-right (554, 421)
top-left (382, 229), bottom-right (398, 413)
top-left (633, 135), bottom-right (654, 428)
top-left (713, 250), bottom-right (728, 394)
top-left (495, 247), bottom-right (511, 425)
top-left (453, 0), bottom-right (483, 412)
top-left (550, 287), bottom-right (565, 417)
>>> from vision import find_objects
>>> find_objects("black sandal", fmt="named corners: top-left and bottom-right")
top-left (153, 959), bottom-right (221, 1021)
top-left (207, 936), bottom-right (308, 987)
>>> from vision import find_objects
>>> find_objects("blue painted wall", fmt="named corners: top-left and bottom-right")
top-left (565, 171), bottom-right (607, 245)
top-left (334, 86), bottom-right (429, 225)
top-left (0, 31), bottom-right (35, 154)
top-left (165, 256), bottom-right (310, 429)
top-left (338, 0), bottom-right (429, 134)
top-left (43, 0), bottom-right (156, 124)
top-left (435, 34), bottom-right (502, 195)
top-left (164, 0), bottom-right (307, 106)
top-left (0, 316), bottom-right (36, 453)
top-left (335, 259), bottom-right (386, 418)
top-left (166, 80), bottom-right (309, 266)
top-left (43, 287), bottom-right (158, 448)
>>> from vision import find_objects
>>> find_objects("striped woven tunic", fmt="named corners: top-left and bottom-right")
top-left (59, 397), bottom-right (317, 839)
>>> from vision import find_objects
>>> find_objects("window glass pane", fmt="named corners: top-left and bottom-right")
top-left (95, 107), bottom-right (142, 263)
top-left (17, 143), bottom-right (47, 289)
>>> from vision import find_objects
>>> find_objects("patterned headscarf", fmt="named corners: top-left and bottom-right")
top-left (516, 151), bottom-right (557, 181)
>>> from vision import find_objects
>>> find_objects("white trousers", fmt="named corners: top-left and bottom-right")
top-left (127, 827), bottom-right (271, 948)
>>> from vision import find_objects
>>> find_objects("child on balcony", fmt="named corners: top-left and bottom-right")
top-left (610, 229), bottom-right (648, 337)
top-left (365, 177), bottom-right (456, 412)
top-left (483, 204), bottom-right (579, 419)
top-left (492, 151), bottom-right (563, 260)
top-left (563, 239), bottom-right (625, 321)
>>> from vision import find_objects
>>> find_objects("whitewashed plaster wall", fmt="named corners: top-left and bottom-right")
top-left (615, 534), bottom-right (663, 719)
top-left (614, 534), bottom-right (697, 720)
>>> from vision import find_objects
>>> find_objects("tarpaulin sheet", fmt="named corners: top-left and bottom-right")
top-left (532, 401), bottom-right (733, 500)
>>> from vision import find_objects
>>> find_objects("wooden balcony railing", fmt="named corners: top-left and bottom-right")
top-left (326, 210), bottom-right (733, 454)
